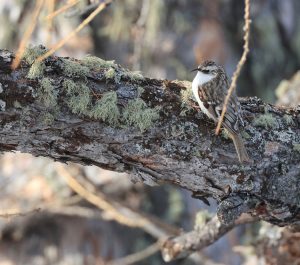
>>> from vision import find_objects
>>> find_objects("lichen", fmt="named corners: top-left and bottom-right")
top-left (105, 67), bottom-right (121, 83)
top-left (136, 87), bottom-right (144, 97)
top-left (27, 62), bottom-right (45, 79)
top-left (61, 58), bottom-right (89, 78)
top-left (180, 87), bottom-right (194, 116)
top-left (274, 131), bottom-right (293, 143)
top-left (63, 80), bottom-right (91, 115)
top-left (22, 46), bottom-right (48, 79)
top-left (194, 210), bottom-right (212, 231)
top-left (293, 143), bottom-right (300, 153)
top-left (180, 87), bottom-right (193, 105)
top-left (241, 131), bottom-right (251, 140)
top-left (0, 99), bottom-right (6, 111)
top-left (90, 91), bottom-right (120, 126)
top-left (283, 114), bottom-right (294, 126)
top-left (22, 45), bottom-right (48, 65)
top-left (253, 113), bottom-right (278, 129)
top-left (0, 83), bottom-right (3, 93)
top-left (124, 71), bottom-right (144, 82)
top-left (40, 112), bottom-right (55, 125)
top-left (13, 100), bottom-right (22, 109)
top-left (123, 98), bottom-right (160, 132)
top-left (38, 78), bottom-right (57, 108)
top-left (221, 129), bottom-right (231, 140)
top-left (166, 188), bottom-right (184, 222)
top-left (81, 55), bottom-right (116, 69)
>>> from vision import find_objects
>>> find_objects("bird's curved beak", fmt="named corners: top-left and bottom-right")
top-left (191, 68), bottom-right (198, 72)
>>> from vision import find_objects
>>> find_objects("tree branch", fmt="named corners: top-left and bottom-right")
top-left (161, 214), bottom-right (257, 262)
top-left (0, 48), bottom-right (299, 231)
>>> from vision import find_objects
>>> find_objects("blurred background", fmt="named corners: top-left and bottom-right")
top-left (0, 0), bottom-right (299, 264)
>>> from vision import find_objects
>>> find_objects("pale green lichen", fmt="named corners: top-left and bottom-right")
top-left (166, 189), bottom-right (184, 222)
top-left (105, 67), bottom-right (121, 83)
top-left (191, 149), bottom-right (202, 158)
top-left (27, 62), bottom-right (45, 79)
top-left (105, 67), bottom-right (115, 79)
top-left (63, 80), bottom-right (91, 115)
top-left (170, 124), bottom-right (185, 137)
top-left (22, 45), bottom-right (48, 65)
top-left (40, 112), bottom-right (55, 125)
top-left (194, 210), bottom-right (212, 231)
top-left (13, 100), bottom-right (22, 109)
top-left (123, 98), bottom-right (160, 132)
top-left (0, 100), bottom-right (6, 111)
top-left (81, 55), bottom-right (116, 69)
top-left (293, 143), bottom-right (300, 153)
top-left (241, 131), bottom-right (251, 140)
top-left (90, 91), bottom-right (120, 126)
top-left (180, 87), bottom-right (194, 116)
top-left (253, 113), bottom-right (278, 129)
top-left (61, 77), bottom-right (158, 131)
top-left (283, 114), bottom-right (294, 126)
top-left (180, 87), bottom-right (193, 105)
top-left (221, 129), bottom-right (231, 140)
top-left (63, 79), bottom-right (77, 95)
top-left (23, 46), bottom-right (48, 79)
top-left (125, 71), bottom-right (144, 81)
top-left (137, 87), bottom-right (144, 97)
top-left (38, 78), bottom-right (57, 108)
top-left (61, 58), bottom-right (89, 78)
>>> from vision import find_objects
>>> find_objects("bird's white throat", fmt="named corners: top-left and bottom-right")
top-left (192, 71), bottom-right (215, 86)
top-left (192, 71), bottom-right (215, 119)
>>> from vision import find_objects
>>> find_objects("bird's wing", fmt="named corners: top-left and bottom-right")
top-left (199, 87), bottom-right (241, 135)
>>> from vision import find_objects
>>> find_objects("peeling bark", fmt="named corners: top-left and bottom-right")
top-left (0, 49), bottom-right (299, 229)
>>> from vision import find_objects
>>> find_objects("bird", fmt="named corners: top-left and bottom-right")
top-left (191, 60), bottom-right (250, 163)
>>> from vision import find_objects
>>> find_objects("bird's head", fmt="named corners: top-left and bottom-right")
top-left (191, 60), bottom-right (221, 76)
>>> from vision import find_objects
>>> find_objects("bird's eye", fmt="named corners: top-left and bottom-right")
top-left (202, 69), bottom-right (209, 74)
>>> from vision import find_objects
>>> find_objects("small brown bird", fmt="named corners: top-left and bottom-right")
top-left (192, 60), bottom-right (250, 163)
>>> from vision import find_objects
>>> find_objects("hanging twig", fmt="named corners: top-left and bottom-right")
top-left (215, 0), bottom-right (251, 135)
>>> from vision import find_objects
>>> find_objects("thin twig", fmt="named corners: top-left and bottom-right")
top-left (45, 0), bottom-right (79, 20)
top-left (161, 213), bottom-right (257, 262)
top-left (108, 241), bottom-right (160, 265)
top-left (11, 0), bottom-right (45, 69)
top-left (46, 0), bottom-right (56, 46)
top-left (0, 208), bottom-right (41, 218)
top-left (132, 0), bottom-right (150, 70)
top-left (215, 0), bottom-right (251, 135)
top-left (36, 0), bottom-right (112, 62)
top-left (55, 164), bottom-right (168, 238)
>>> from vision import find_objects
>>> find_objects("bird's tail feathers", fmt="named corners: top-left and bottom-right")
top-left (231, 133), bottom-right (251, 163)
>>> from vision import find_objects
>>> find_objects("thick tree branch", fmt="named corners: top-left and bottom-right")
top-left (0, 48), bottom-right (299, 232)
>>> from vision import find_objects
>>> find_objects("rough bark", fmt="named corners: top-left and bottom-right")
top-left (0, 49), bottom-right (300, 230)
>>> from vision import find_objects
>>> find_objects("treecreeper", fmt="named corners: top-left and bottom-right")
top-left (192, 60), bottom-right (250, 163)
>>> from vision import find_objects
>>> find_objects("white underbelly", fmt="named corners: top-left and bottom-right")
top-left (192, 78), bottom-right (214, 119)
